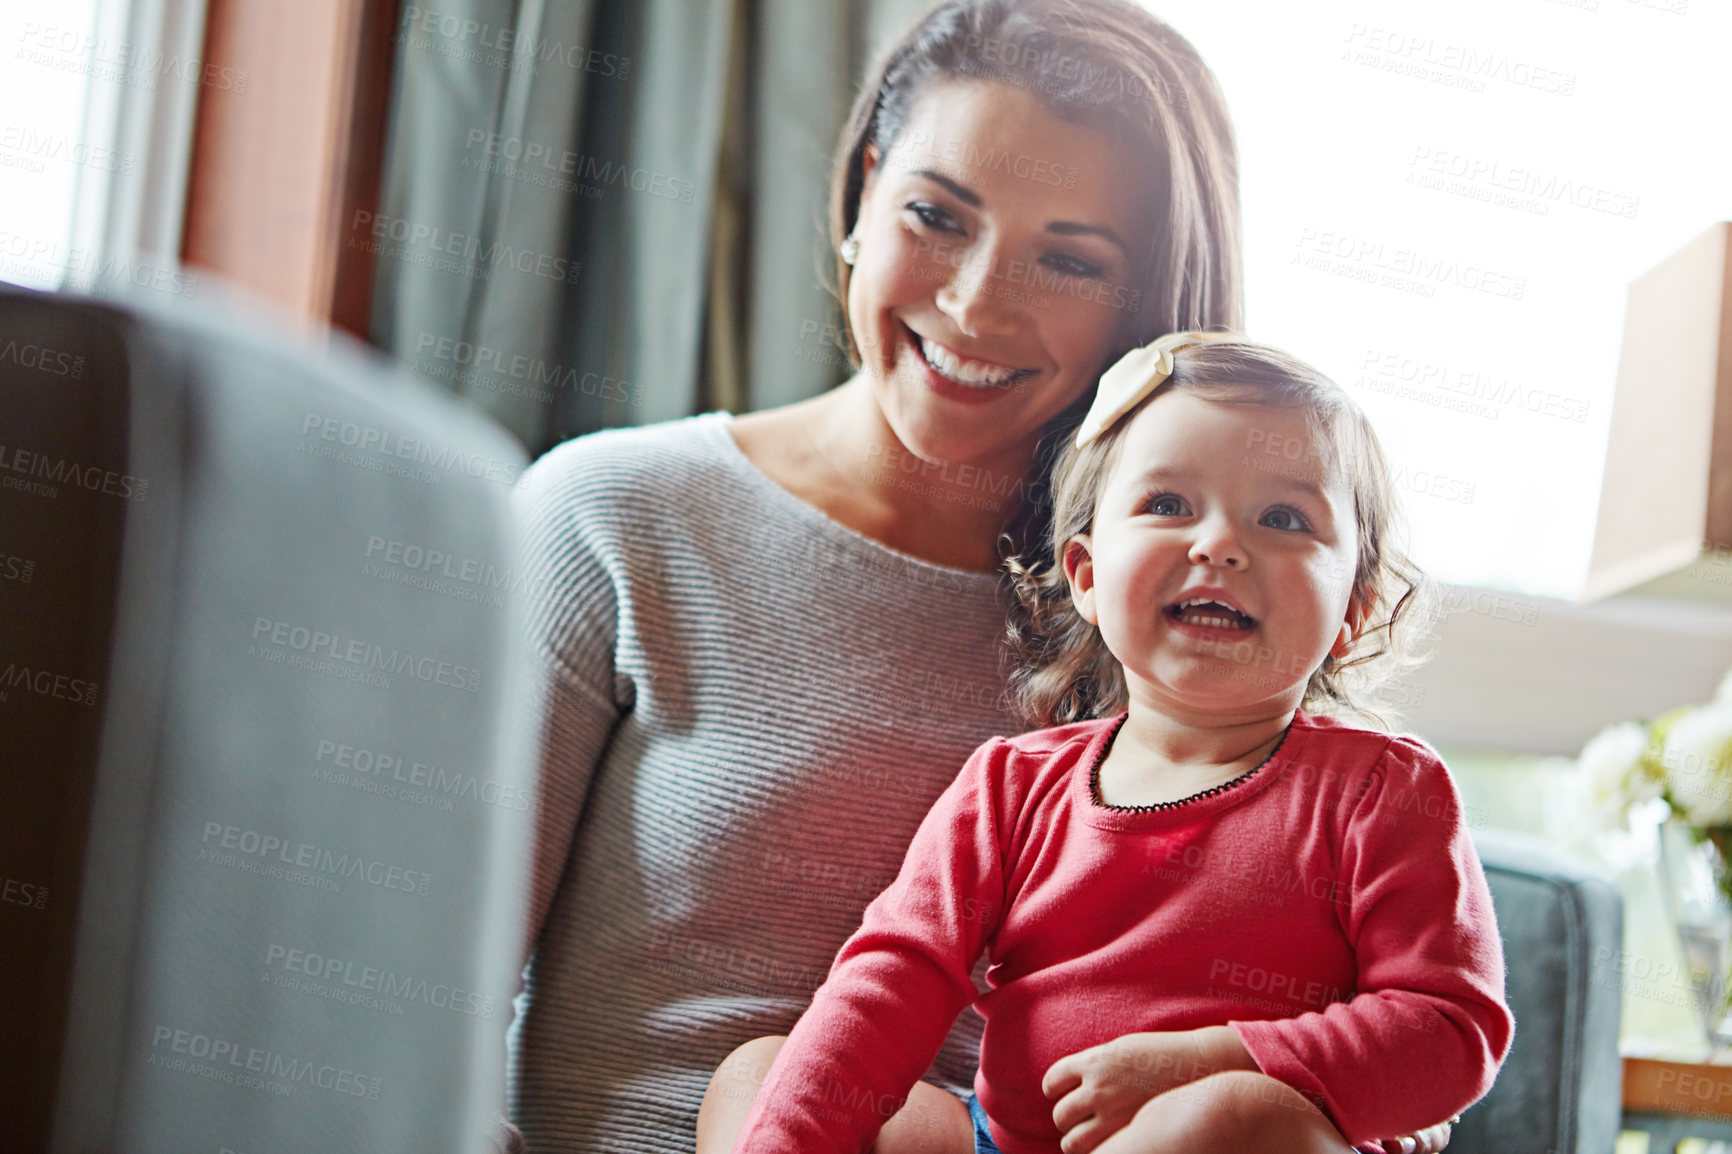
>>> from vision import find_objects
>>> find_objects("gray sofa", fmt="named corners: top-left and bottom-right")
top-left (1454, 828), bottom-right (1625, 1154)
top-left (0, 283), bottom-right (538, 1153)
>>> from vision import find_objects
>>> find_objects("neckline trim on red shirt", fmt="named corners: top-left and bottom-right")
top-left (1072, 711), bottom-right (1312, 831)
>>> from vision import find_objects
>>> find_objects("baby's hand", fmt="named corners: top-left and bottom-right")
top-left (1041, 1029), bottom-right (1242, 1154)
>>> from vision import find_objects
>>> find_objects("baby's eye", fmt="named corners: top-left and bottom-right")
top-left (906, 202), bottom-right (963, 234)
top-left (1146, 493), bottom-right (1190, 517)
top-left (1260, 506), bottom-right (1311, 532)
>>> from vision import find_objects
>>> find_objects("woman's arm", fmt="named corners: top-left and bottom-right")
top-left (516, 662), bottom-right (622, 954)
top-left (731, 738), bottom-right (1014, 1154)
top-left (490, 445), bottom-right (630, 1151)
top-left (510, 441), bottom-right (631, 956)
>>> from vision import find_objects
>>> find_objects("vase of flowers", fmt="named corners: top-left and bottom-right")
top-left (1583, 672), bottom-right (1732, 1047)
top-left (1655, 819), bottom-right (1732, 1045)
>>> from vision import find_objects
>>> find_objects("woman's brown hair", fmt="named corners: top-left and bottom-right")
top-left (1006, 339), bottom-right (1433, 730)
top-left (825, 0), bottom-right (1246, 556)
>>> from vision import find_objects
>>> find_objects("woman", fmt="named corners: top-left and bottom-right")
top-left (507, 2), bottom-right (1448, 1151)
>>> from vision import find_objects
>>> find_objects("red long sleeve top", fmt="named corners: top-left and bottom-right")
top-left (734, 712), bottom-right (1513, 1153)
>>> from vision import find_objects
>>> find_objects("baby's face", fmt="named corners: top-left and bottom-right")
top-left (1066, 391), bottom-right (1364, 720)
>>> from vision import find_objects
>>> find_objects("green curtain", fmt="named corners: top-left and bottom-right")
top-left (369, 0), bottom-right (928, 456)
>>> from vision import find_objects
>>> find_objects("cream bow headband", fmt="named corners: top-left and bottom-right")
top-left (1074, 330), bottom-right (1240, 448)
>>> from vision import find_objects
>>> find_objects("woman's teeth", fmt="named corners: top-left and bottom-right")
top-left (919, 336), bottom-right (1023, 388)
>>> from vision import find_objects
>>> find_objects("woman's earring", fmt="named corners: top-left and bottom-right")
top-left (839, 233), bottom-right (859, 266)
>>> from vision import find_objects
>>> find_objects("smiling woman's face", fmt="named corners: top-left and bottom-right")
top-left (849, 80), bottom-right (1152, 470)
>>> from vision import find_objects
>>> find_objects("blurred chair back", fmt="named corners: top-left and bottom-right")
top-left (1453, 828), bottom-right (1624, 1154)
top-left (0, 284), bottom-right (537, 1154)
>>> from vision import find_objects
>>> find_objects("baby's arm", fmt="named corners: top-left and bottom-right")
top-left (730, 739), bottom-right (1013, 1154)
top-left (1042, 1025), bottom-right (1260, 1150)
top-left (1044, 1028), bottom-right (1453, 1154)
top-left (1229, 737), bottom-right (1514, 1145)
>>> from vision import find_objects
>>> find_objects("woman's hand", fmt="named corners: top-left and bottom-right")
top-left (1355, 1118), bottom-right (1453, 1154)
top-left (1041, 1027), bottom-right (1257, 1154)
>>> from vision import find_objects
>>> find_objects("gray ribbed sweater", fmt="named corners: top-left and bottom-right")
top-left (508, 412), bottom-right (1019, 1153)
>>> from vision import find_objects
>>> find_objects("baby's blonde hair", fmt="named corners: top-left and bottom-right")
top-left (1005, 339), bottom-right (1432, 729)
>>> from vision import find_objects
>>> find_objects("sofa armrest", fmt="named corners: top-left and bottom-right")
top-left (1446, 828), bottom-right (1624, 1154)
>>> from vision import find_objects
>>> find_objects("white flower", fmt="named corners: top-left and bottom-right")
top-left (1714, 665), bottom-right (1732, 705)
top-left (1664, 700), bottom-right (1732, 827)
top-left (1579, 720), bottom-right (1658, 831)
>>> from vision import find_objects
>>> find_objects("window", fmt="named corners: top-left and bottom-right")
top-left (1154, 0), bottom-right (1732, 598)
top-left (1, 0), bottom-right (207, 298)
top-left (1, 1), bottom-right (102, 289)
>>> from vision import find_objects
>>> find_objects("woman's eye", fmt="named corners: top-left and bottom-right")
top-left (1044, 252), bottom-right (1104, 279)
top-left (906, 202), bottom-right (962, 233)
top-left (1261, 506), bottom-right (1310, 532)
top-left (1146, 494), bottom-right (1189, 517)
